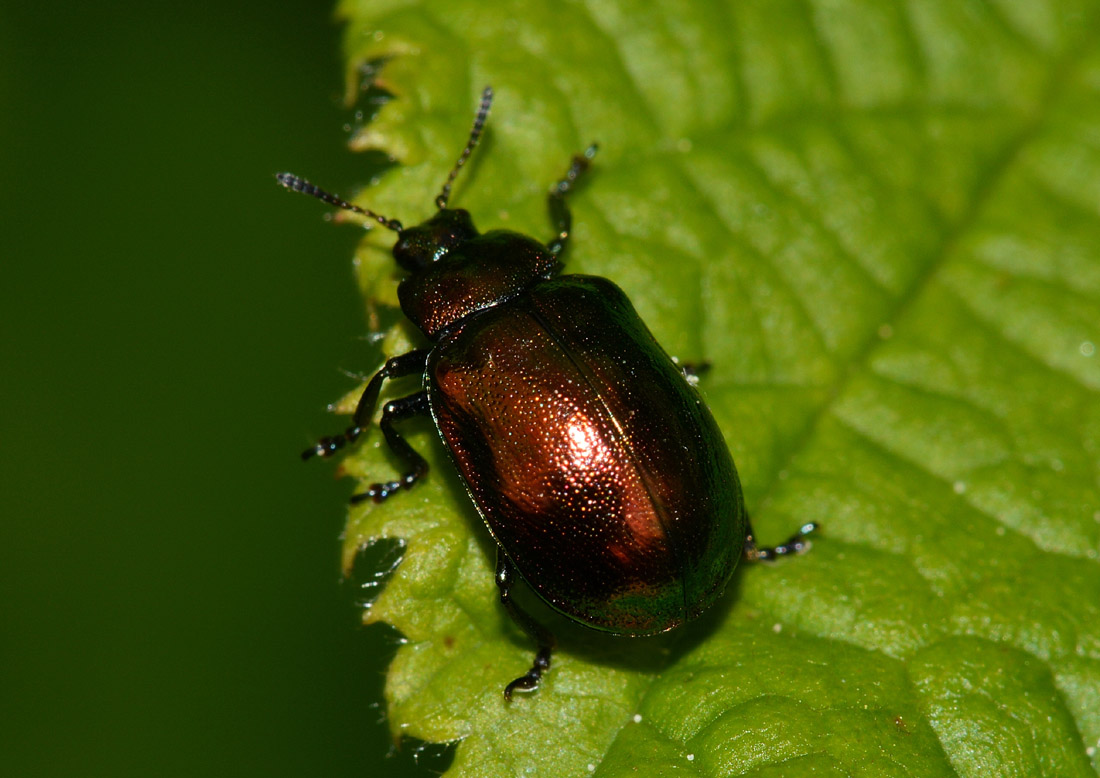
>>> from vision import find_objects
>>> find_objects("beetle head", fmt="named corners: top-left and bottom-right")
top-left (392, 208), bottom-right (479, 272)
top-left (277, 86), bottom-right (497, 283)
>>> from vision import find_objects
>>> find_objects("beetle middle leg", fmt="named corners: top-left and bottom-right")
top-left (302, 349), bottom-right (430, 460)
top-left (349, 391), bottom-right (431, 504)
top-left (496, 550), bottom-right (555, 700)
top-left (743, 516), bottom-right (818, 562)
top-left (546, 144), bottom-right (598, 256)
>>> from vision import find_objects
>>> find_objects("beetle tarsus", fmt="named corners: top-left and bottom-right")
top-left (301, 425), bottom-right (361, 460)
top-left (351, 467), bottom-right (427, 504)
top-left (351, 480), bottom-right (400, 504)
top-left (744, 520), bottom-right (819, 562)
top-left (547, 144), bottom-right (598, 256)
top-left (503, 645), bottom-right (552, 701)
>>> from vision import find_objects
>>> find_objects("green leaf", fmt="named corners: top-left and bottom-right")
top-left (327, 1), bottom-right (1100, 775)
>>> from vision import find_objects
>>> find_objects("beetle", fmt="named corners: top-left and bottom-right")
top-left (280, 87), bottom-right (816, 699)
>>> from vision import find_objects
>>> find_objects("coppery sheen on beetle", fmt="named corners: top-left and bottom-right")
top-left (281, 86), bottom-right (815, 700)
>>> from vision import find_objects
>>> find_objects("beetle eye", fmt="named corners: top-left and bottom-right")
top-left (393, 209), bottom-right (478, 272)
top-left (392, 233), bottom-right (430, 271)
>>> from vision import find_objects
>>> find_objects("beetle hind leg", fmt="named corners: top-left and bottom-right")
top-left (349, 391), bottom-right (431, 504)
top-left (495, 551), bottom-right (556, 700)
top-left (743, 516), bottom-right (818, 562)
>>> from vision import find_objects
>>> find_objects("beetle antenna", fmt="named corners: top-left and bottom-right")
top-left (276, 172), bottom-right (404, 232)
top-left (435, 86), bottom-right (493, 210)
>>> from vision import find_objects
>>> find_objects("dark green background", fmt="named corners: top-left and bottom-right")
top-left (1, 3), bottom-right (424, 775)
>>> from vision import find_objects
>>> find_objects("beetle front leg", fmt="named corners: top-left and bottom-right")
top-left (349, 391), bottom-right (431, 504)
top-left (546, 144), bottom-right (598, 257)
top-left (302, 349), bottom-right (430, 460)
top-left (496, 550), bottom-right (555, 700)
top-left (743, 515), bottom-right (819, 562)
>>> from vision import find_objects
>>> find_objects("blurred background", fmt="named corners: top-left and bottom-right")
top-left (0, 3), bottom-right (435, 775)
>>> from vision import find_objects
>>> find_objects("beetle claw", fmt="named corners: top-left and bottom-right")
top-left (349, 480), bottom-right (399, 504)
top-left (504, 646), bottom-right (552, 701)
top-left (302, 426), bottom-right (362, 461)
top-left (349, 471), bottom-right (426, 505)
top-left (503, 674), bottom-right (537, 701)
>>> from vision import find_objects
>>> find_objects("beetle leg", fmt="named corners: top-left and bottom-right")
top-left (743, 516), bottom-right (818, 562)
top-left (302, 349), bottom-right (429, 460)
top-left (350, 391), bottom-right (431, 504)
top-left (546, 144), bottom-right (598, 257)
top-left (495, 550), bottom-right (556, 700)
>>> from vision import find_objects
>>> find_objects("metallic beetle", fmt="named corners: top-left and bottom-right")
top-left (281, 87), bottom-right (815, 699)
